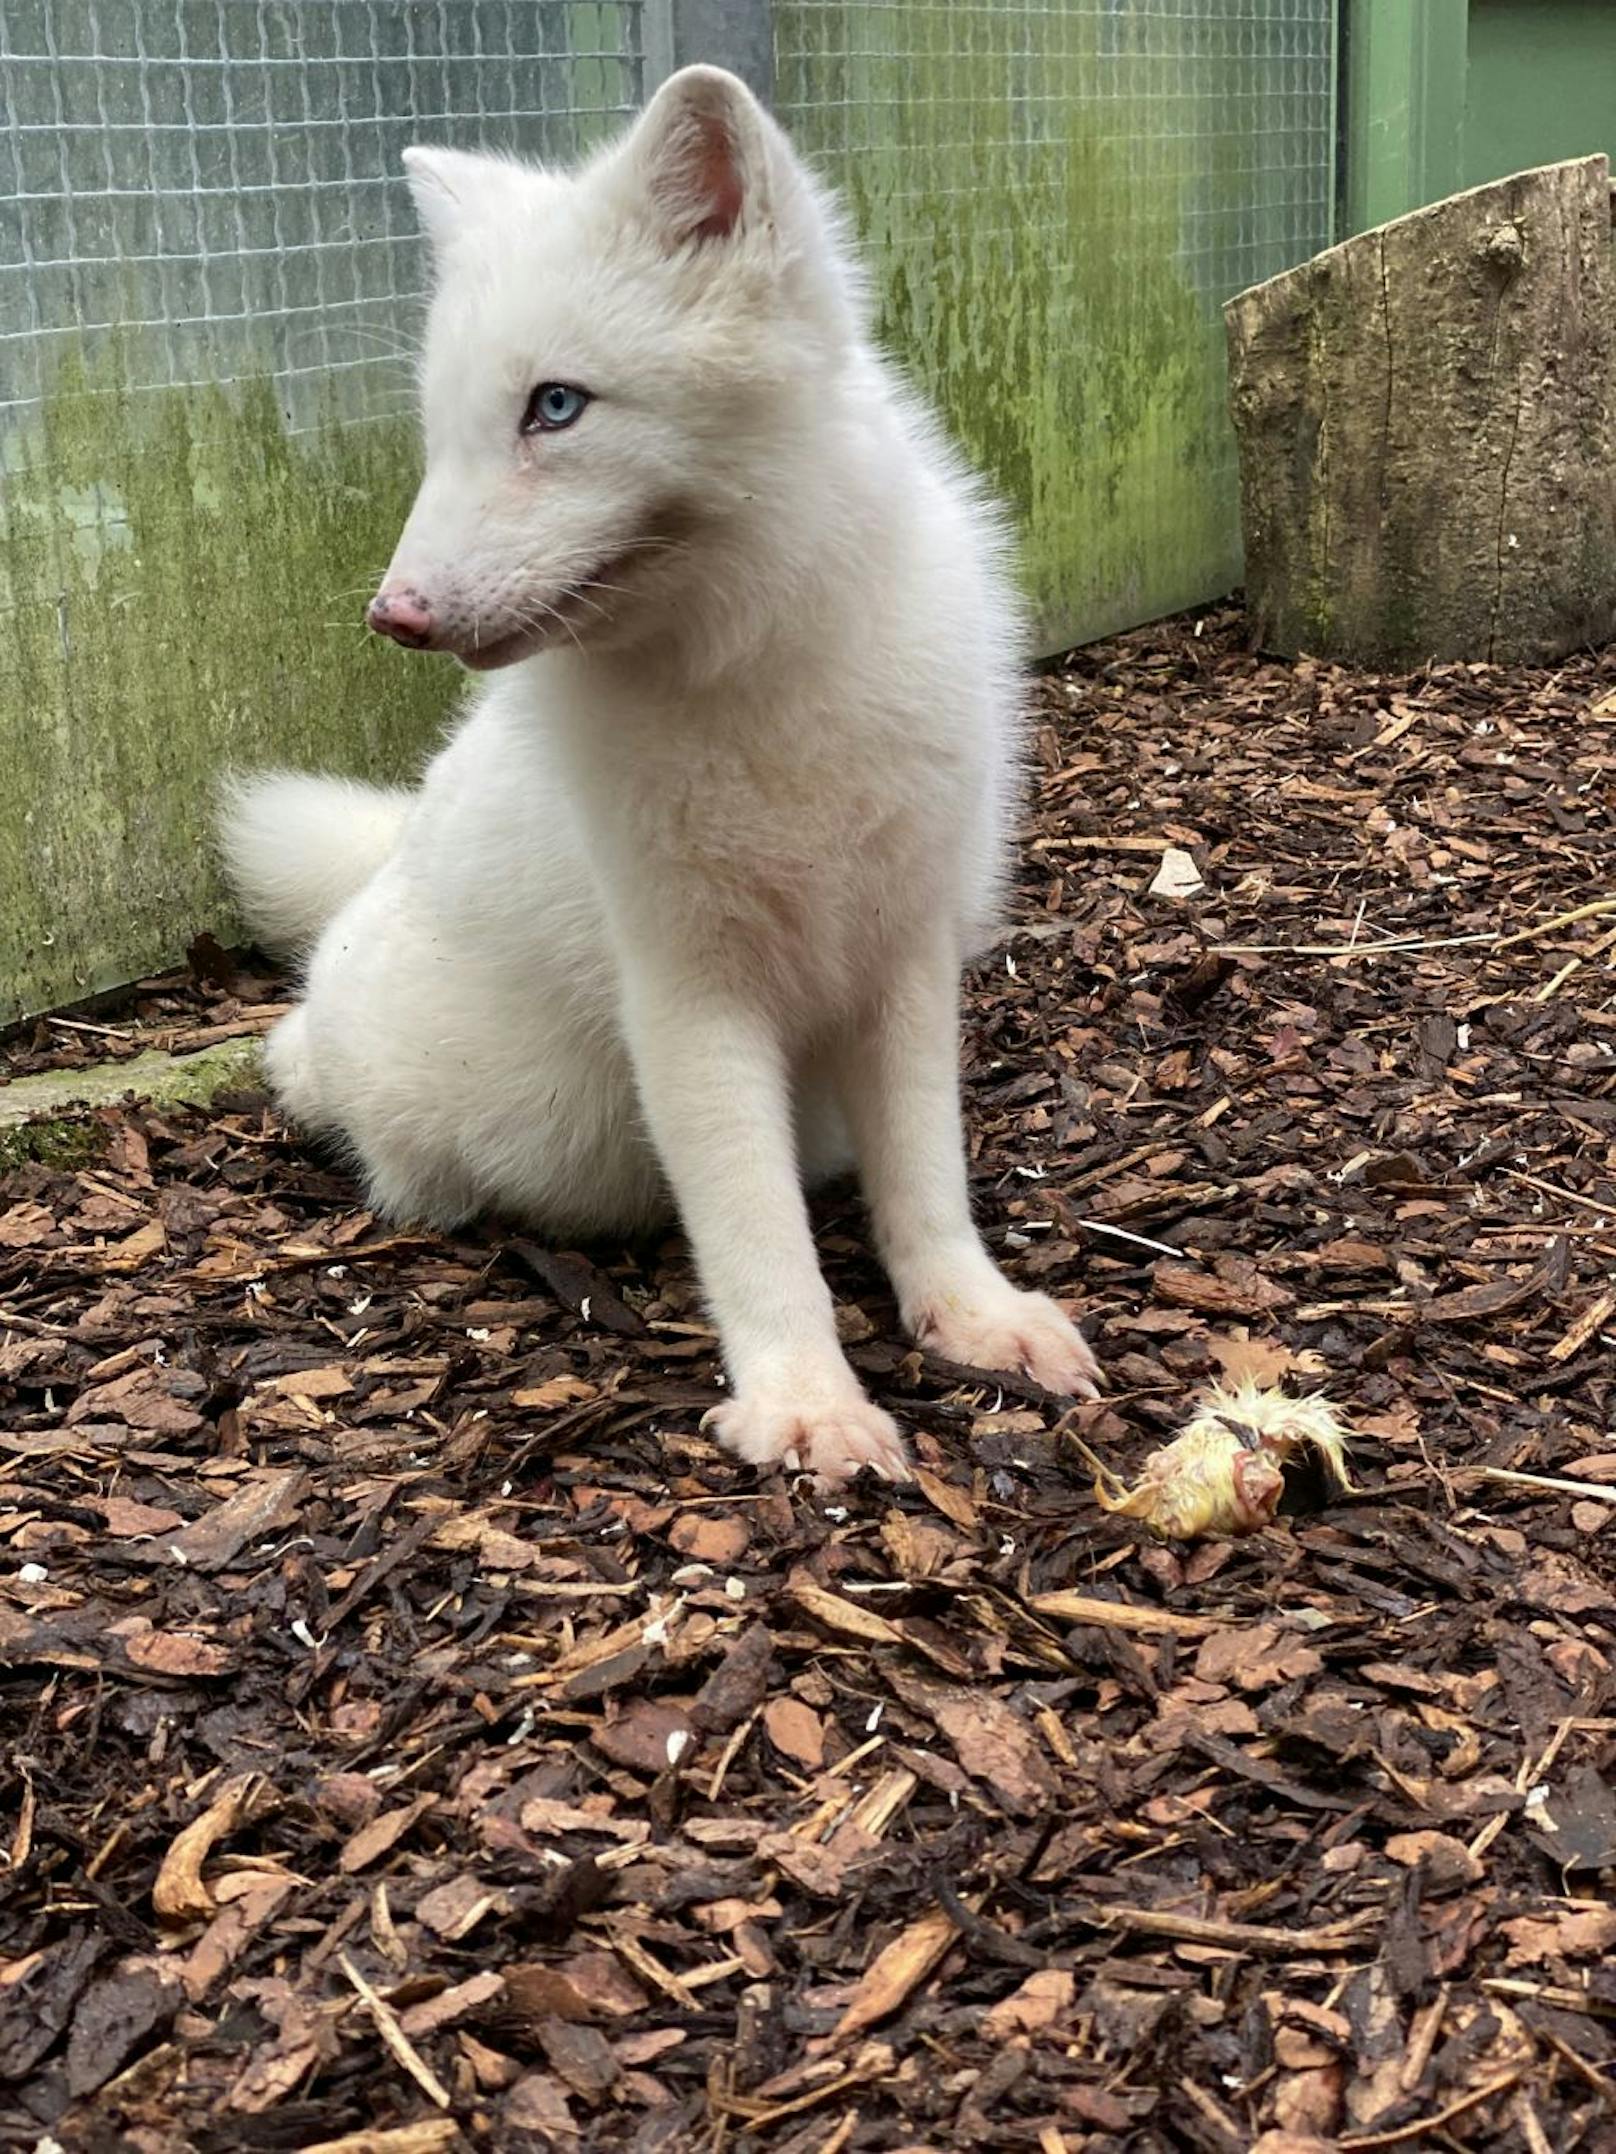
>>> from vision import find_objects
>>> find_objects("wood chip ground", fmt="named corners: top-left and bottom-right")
top-left (3, 607), bottom-right (1616, 2152)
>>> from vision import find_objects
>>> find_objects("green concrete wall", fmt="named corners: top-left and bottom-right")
top-left (0, 365), bottom-right (455, 1025)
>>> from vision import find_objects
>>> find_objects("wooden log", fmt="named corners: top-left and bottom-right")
top-left (1225, 156), bottom-right (1616, 667)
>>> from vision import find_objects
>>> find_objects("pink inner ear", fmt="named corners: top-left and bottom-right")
top-left (687, 110), bottom-right (744, 241)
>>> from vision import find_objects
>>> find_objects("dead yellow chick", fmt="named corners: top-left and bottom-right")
top-left (1089, 1378), bottom-right (1356, 1542)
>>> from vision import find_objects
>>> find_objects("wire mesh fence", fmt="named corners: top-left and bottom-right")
top-left (0, 1), bottom-right (645, 455)
top-left (774, 0), bottom-right (1337, 643)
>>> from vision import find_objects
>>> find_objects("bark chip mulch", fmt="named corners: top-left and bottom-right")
top-left (4, 607), bottom-right (1616, 2152)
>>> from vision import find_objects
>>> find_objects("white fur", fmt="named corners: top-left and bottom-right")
top-left (217, 772), bottom-right (413, 956)
top-left (218, 68), bottom-right (1101, 1484)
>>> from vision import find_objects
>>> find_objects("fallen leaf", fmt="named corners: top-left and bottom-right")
top-left (913, 1467), bottom-right (979, 1530)
top-left (1206, 1332), bottom-right (1326, 1387)
top-left (1357, 1405), bottom-right (1421, 1446)
top-left (880, 1511), bottom-right (958, 1580)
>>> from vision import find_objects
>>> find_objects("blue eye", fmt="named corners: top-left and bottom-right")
top-left (522, 382), bottom-right (590, 434)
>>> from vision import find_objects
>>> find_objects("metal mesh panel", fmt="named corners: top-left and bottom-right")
top-left (0, 1), bottom-right (644, 451)
top-left (0, 2), bottom-right (642, 1023)
top-left (774, 1), bottom-right (1337, 644)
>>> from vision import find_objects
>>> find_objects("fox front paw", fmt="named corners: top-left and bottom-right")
top-left (704, 1386), bottom-right (910, 1487)
top-left (913, 1285), bottom-right (1102, 1399)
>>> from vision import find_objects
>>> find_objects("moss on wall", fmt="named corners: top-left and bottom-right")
top-left (776, 2), bottom-right (1296, 651)
top-left (0, 355), bottom-right (458, 1022)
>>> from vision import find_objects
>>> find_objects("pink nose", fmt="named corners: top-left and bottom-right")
top-left (367, 587), bottom-right (436, 648)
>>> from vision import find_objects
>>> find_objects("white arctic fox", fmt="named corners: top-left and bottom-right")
top-left (220, 65), bottom-right (1101, 1483)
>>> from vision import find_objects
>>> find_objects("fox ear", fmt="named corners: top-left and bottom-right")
top-left (625, 66), bottom-right (770, 249)
top-left (403, 145), bottom-right (512, 252)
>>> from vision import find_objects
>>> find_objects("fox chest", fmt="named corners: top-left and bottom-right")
top-left (636, 784), bottom-right (933, 1017)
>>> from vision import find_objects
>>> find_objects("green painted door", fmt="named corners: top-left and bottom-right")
top-left (1343, 0), bottom-right (1616, 235)
top-left (1465, 0), bottom-right (1616, 190)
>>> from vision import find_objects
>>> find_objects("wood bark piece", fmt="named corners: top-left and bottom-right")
top-left (1226, 157), bottom-right (1616, 665)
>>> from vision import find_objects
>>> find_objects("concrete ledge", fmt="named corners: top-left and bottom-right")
top-left (0, 1036), bottom-right (265, 1167)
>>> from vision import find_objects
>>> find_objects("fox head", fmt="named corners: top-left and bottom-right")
top-left (368, 67), bottom-right (864, 670)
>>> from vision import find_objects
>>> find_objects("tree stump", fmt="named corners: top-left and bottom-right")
top-left (1225, 156), bottom-right (1616, 666)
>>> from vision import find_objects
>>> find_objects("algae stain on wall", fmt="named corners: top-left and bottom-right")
top-left (0, 355), bottom-right (457, 1023)
top-left (777, 2), bottom-right (1273, 653)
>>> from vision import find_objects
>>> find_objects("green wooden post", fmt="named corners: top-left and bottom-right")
top-left (1343, 0), bottom-right (1469, 233)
